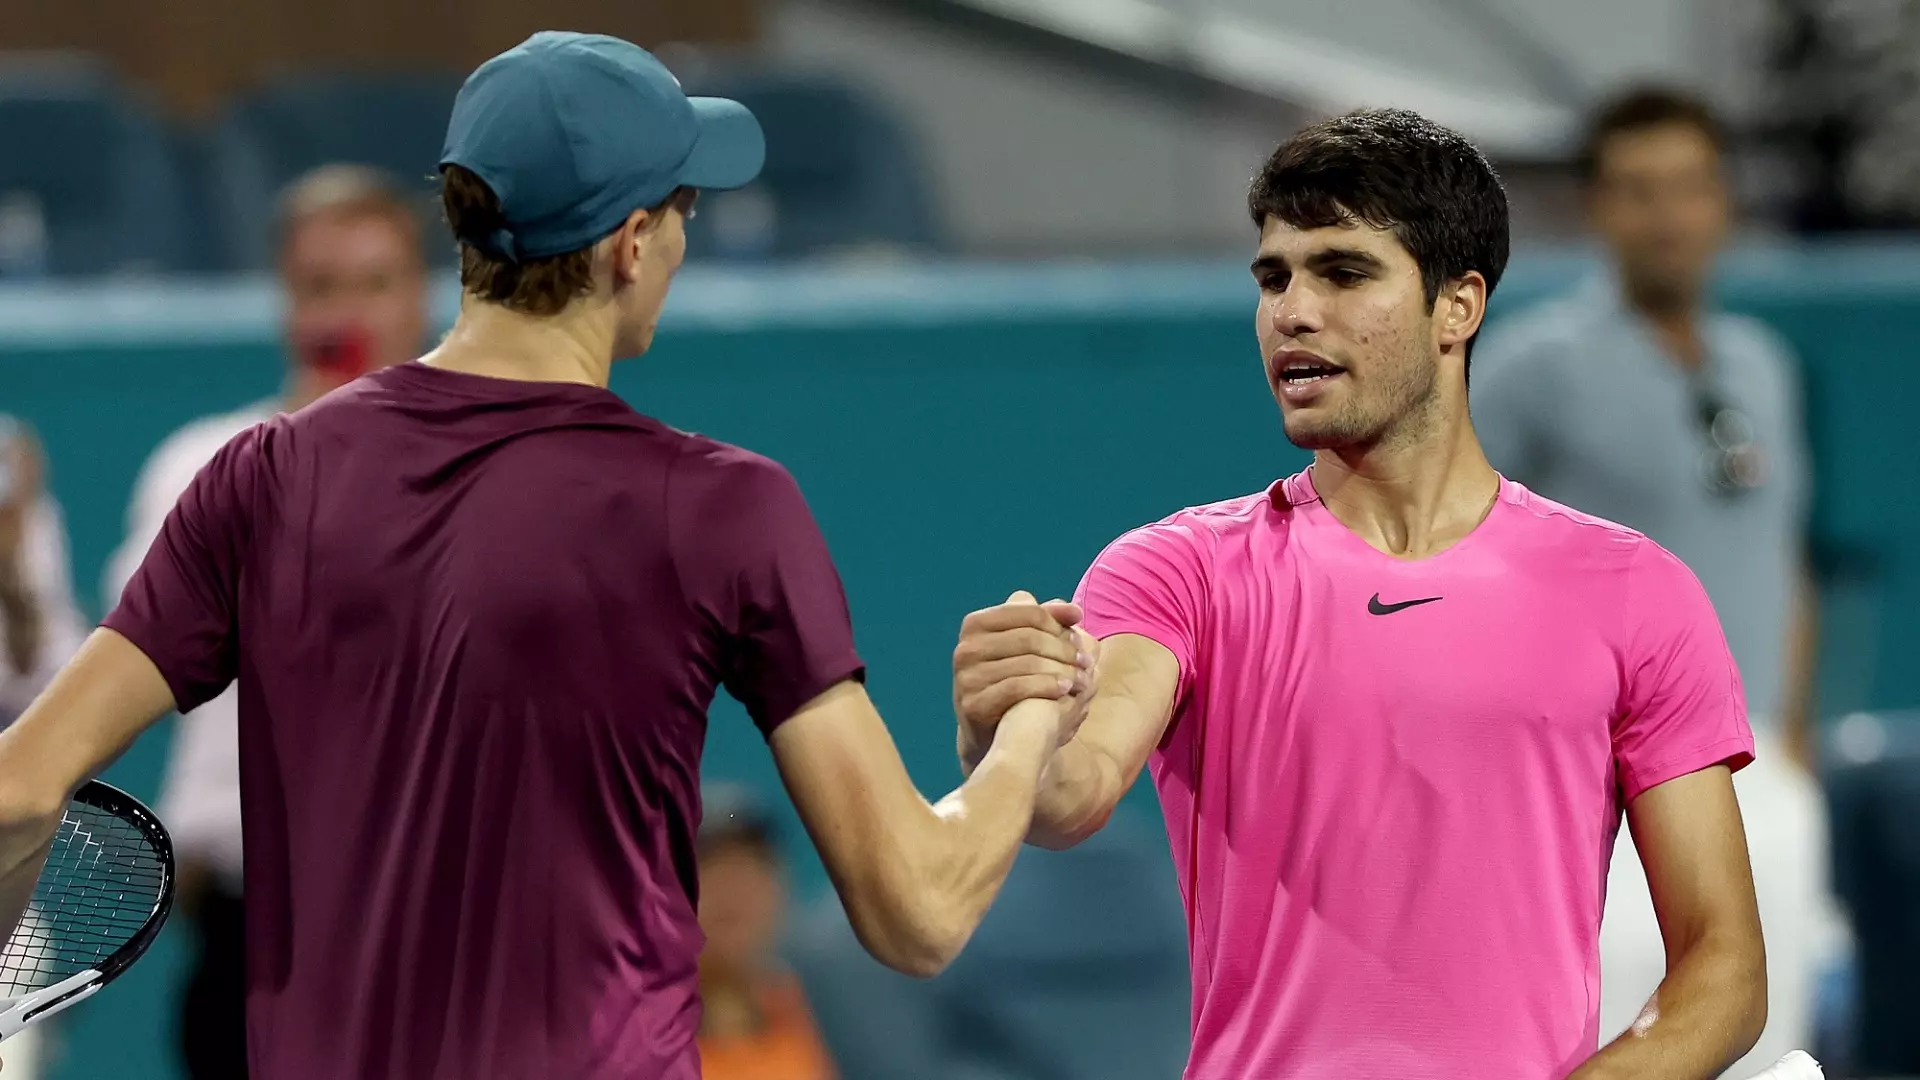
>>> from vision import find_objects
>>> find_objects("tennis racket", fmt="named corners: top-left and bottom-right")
top-left (1743, 1050), bottom-right (1823, 1078)
top-left (0, 780), bottom-right (174, 1041)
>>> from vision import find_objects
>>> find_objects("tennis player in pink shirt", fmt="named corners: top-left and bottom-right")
top-left (954, 109), bottom-right (1768, 1080)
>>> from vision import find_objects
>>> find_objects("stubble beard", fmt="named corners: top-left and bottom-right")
top-left (1282, 351), bottom-right (1442, 454)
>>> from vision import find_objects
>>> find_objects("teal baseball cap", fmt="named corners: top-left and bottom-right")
top-left (440, 31), bottom-right (765, 262)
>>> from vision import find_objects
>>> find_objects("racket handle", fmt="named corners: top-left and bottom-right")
top-left (1743, 1050), bottom-right (1823, 1079)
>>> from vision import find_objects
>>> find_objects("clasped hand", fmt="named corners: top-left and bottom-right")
top-left (953, 590), bottom-right (1100, 768)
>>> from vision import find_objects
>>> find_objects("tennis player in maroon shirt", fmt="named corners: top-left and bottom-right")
top-left (0, 32), bottom-right (1092, 1079)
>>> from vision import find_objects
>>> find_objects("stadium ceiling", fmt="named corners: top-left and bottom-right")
top-left (915, 0), bottom-right (1586, 159)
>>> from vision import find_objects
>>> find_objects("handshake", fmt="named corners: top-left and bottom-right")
top-left (951, 590), bottom-right (1101, 774)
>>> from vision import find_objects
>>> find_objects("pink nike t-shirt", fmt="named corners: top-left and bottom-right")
top-left (1075, 470), bottom-right (1753, 1080)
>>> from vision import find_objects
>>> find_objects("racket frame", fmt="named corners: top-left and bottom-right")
top-left (0, 780), bottom-right (175, 1042)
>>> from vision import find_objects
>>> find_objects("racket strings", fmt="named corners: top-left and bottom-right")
top-left (0, 803), bottom-right (166, 996)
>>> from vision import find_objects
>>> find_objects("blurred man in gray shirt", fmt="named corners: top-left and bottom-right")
top-left (1475, 89), bottom-right (1816, 749)
top-left (1473, 87), bottom-right (1835, 1074)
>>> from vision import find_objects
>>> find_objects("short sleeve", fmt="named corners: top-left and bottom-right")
top-left (1612, 541), bottom-right (1756, 802)
top-left (101, 426), bottom-right (263, 714)
top-left (668, 445), bottom-right (864, 738)
top-left (1073, 518), bottom-right (1212, 709)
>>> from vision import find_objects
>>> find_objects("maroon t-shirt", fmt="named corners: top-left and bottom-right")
top-left (103, 363), bottom-right (865, 1079)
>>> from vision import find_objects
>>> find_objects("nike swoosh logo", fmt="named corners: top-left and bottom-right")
top-left (1368, 594), bottom-right (1443, 616)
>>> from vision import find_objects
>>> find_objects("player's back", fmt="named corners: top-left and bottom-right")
top-left (106, 362), bottom-right (864, 1079)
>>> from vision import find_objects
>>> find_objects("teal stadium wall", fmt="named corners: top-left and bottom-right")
top-left (2, 247), bottom-right (1917, 1079)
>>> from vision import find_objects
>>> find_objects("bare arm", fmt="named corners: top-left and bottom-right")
top-left (954, 604), bottom-right (1180, 850)
top-left (0, 629), bottom-right (180, 944)
top-left (1567, 766), bottom-right (1767, 1080)
top-left (772, 670), bottom-right (1083, 979)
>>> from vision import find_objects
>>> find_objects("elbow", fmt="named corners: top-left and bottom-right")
top-left (883, 939), bottom-right (962, 981)
top-left (1027, 802), bottom-right (1115, 852)
top-left (1706, 929), bottom-right (1768, 1063)
top-left (1741, 993), bottom-right (1769, 1059)
top-left (845, 893), bottom-right (974, 979)
top-left (1733, 951), bottom-right (1769, 1058)
top-left (1027, 822), bottom-right (1100, 852)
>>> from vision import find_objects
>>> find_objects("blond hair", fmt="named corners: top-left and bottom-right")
top-left (276, 164), bottom-right (427, 262)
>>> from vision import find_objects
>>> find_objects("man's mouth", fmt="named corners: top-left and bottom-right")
top-left (1274, 353), bottom-right (1347, 385)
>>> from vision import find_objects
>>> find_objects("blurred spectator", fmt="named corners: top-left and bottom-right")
top-left (0, 419), bottom-right (88, 1080)
top-left (101, 163), bottom-right (429, 1080)
top-left (788, 810), bottom-right (1189, 1080)
top-left (695, 787), bottom-right (836, 1080)
top-left (1472, 87), bottom-right (1837, 1075)
top-left (0, 419), bottom-right (87, 727)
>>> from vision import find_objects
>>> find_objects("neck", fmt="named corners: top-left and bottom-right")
top-left (282, 365), bottom-right (371, 413)
top-left (1310, 391), bottom-right (1500, 559)
top-left (422, 298), bottom-right (619, 388)
top-left (1620, 275), bottom-right (1705, 370)
top-left (282, 373), bottom-right (329, 414)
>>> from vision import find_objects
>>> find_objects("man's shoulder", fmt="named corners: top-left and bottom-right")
top-left (1712, 309), bottom-right (1795, 353)
top-left (672, 431), bottom-right (786, 476)
top-left (1508, 490), bottom-right (1718, 624)
top-left (663, 434), bottom-right (817, 542)
top-left (1096, 487), bottom-right (1276, 572)
top-left (670, 432), bottom-right (801, 496)
top-left (1492, 483), bottom-right (1717, 636)
top-left (1499, 478), bottom-right (1651, 556)
top-left (1710, 311), bottom-right (1801, 383)
top-left (1135, 488), bottom-right (1272, 539)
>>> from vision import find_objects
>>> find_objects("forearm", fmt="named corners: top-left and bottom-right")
top-left (0, 777), bottom-right (66, 948)
top-left (1566, 932), bottom-right (1766, 1080)
top-left (1026, 737), bottom-right (1123, 849)
top-left (962, 723), bottom-right (1117, 851)
top-left (847, 703), bottom-right (1053, 976)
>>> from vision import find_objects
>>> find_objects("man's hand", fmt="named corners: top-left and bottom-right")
top-left (953, 591), bottom-right (1096, 770)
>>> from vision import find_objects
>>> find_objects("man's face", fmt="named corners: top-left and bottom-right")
top-left (1253, 216), bottom-right (1447, 451)
top-left (281, 212), bottom-right (428, 395)
top-left (697, 841), bottom-right (784, 973)
top-left (1587, 123), bottom-right (1730, 303)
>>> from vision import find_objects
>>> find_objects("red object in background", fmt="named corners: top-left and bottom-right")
top-left (298, 328), bottom-right (373, 380)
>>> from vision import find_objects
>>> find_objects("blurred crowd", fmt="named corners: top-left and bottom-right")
top-left (4, 7), bottom-right (1920, 1080)
top-left (0, 56), bottom-right (938, 280)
